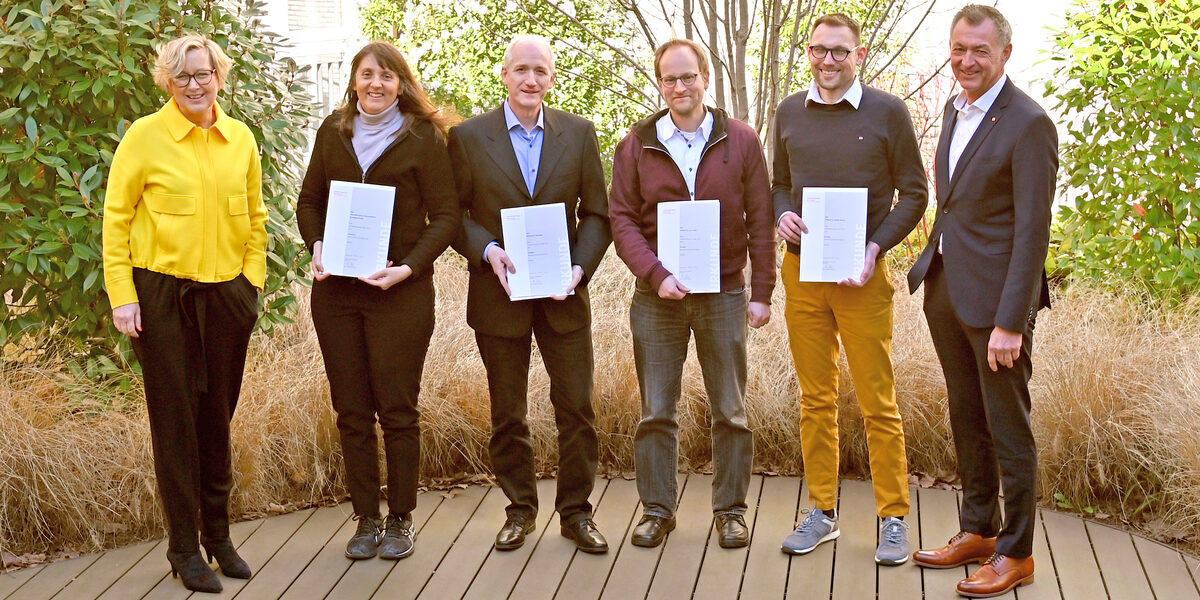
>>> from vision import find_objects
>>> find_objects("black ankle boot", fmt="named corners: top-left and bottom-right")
top-left (202, 538), bottom-right (252, 579)
top-left (167, 550), bottom-right (223, 593)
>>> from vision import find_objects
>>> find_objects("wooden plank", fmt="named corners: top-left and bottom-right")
top-left (558, 477), bottom-right (641, 600)
top-left (1132, 534), bottom-right (1200, 600)
top-left (1084, 521), bottom-right (1153, 600)
top-left (51, 541), bottom-right (157, 600)
top-left (646, 473), bottom-right (716, 600)
top-left (141, 519), bottom-right (262, 600)
top-left (276, 503), bottom-right (362, 600)
top-left (1040, 510), bottom-right (1105, 600)
top-left (94, 540), bottom-right (169, 600)
top-left (6, 553), bottom-right (101, 600)
top-left (739, 475), bottom-right (800, 600)
top-left (416, 483), bottom-right (515, 599)
top-left (692, 475), bottom-right (761, 600)
top-left (830, 478), bottom-right (880, 599)
top-left (0, 566), bottom-right (44, 600)
top-left (877, 485), bottom-right (922, 600)
top-left (1016, 511), bottom-right (1063, 600)
top-left (786, 478), bottom-right (833, 600)
top-left (366, 485), bottom-right (488, 600)
top-left (598, 473), bottom-right (685, 600)
top-left (232, 505), bottom-right (351, 599)
top-left (320, 492), bottom-right (446, 600)
top-left (913, 486), bottom-right (965, 600)
top-left (1187, 554), bottom-right (1200, 594)
top-left (207, 508), bottom-right (313, 599)
top-left (498, 478), bottom-right (606, 600)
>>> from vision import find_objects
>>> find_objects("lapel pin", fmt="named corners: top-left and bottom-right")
top-left (991, 117), bottom-right (997, 122)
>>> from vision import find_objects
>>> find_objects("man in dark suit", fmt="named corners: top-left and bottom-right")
top-left (448, 35), bottom-right (611, 554)
top-left (906, 5), bottom-right (1058, 598)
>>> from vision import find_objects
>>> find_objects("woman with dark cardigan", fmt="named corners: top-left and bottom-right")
top-left (296, 41), bottom-right (459, 560)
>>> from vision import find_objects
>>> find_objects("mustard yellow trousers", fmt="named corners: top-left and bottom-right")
top-left (783, 251), bottom-right (910, 517)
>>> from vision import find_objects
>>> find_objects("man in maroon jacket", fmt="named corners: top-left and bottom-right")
top-left (608, 38), bottom-right (776, 550)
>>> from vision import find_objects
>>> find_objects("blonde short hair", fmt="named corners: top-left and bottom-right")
top-left (503, 35), bottom-right (556, 72)
top-left (153, 34), bottom-right (232, 92)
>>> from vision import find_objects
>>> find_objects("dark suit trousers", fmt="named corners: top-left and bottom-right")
top-left (311, 276), bottom-right (434, 519)
top-left (475, 304), bottom-right (598, 525)
top-left (923, 254), bottom-right (1038, 558)
top-left (130, 268), bottom-right (258, 553)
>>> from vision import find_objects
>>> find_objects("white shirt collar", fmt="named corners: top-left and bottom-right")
top-left (503, 99), bottom-right (544, 132)
top-left (953, 74), bottom-right (1007, 114)
top-left (805, 78), bottom-right (863, 109)
top-left (656, 109), bottom-right (713, 144)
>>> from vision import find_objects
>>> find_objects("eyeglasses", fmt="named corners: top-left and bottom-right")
top-left (659, 73), bottom-right (699, 87)
top-left (171, 69), bottom-right (216, 87)
top-left (807, 45), bottom-right (858, 62)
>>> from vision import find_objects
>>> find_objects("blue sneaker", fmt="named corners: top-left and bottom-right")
top-left (781, 508), bottom-right (840, 555)
top-left (875, 516), bottom-right (911, 565)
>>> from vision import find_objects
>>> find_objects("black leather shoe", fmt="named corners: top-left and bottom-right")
top-left (561, 519), bottom-right (609, 554)
top-left (167, 550), bottom-right (223, 593)
top-left (202, 538), bottom-right (252, 579)
top-left (345, 515), bottom-right (382, 560)
top-left (715, 513), bottom-right (749, 548)
top-left (495, 514), bottom-right (535, 550)
top-left (631, 514), bottom-right (676, 548)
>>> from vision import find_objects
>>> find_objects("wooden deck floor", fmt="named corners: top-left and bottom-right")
top-left (3, 476), bottom-right (1197, 600)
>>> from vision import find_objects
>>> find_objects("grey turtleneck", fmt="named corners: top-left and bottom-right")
top-left (352, 100), bottom-right (406, 172)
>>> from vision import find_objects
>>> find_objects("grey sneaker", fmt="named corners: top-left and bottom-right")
top-left (781, 508), bottom-right (840, 555)
top-left (378, 513), bottom-right (415, 560)
top-left (345, 515), bottom-right (382, 560)
top-left (875, 516), bottom-right (911, 566)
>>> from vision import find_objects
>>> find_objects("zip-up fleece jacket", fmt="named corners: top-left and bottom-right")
top-left (608, 107), bottom-right (776, 304)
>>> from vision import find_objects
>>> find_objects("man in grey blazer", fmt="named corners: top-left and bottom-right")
top-left (906, 5), bottom-right (1058, 598)
top-left (448, 35), bottom-right (612, 554)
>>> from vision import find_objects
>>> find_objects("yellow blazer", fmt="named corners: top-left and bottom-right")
top-left (102, 98), bottom-right (267, 308)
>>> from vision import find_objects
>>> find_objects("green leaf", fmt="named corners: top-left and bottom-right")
top-left (24, 116), bottom-right (38, 144)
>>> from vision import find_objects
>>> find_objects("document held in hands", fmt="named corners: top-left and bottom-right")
top-left (501, 203), bottom-right (573, 301)
top-left (657, 199), bottom-right (721, 293)
top-left (320, 180), bottom-right (395, 278)
top-left (798, 187), bottom-right (868, 282)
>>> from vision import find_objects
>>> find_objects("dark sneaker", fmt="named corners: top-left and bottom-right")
top-left (345, 515), bottom-right (382, 560)
top-left (379, 513), bottom-right (415, 560)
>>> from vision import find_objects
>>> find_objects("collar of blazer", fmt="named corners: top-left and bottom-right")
top-left (936, 78), bottom-right (1015, 204)
top-left (482, 103), bottom-right (567, 200)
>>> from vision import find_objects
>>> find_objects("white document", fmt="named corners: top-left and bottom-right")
top-left (657, 200), bottom-right (721, 294)
top-left (798, 187), bottom-right (868, 282)
top-left (501, 203), bottom-right (573, 301)
top-left (320, 180), bottom-right (395, 278)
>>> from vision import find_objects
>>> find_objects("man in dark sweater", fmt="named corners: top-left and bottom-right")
top-left (772, 13), bottom-right (927, 566)
top-left (609, 39), bottom-right (775, 550)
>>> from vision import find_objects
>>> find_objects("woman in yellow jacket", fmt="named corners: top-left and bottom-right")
top-left (102, 34), bottom-right (265, 594)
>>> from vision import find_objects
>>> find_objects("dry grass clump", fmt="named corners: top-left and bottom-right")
top-left (2, 251), bottom-right (1199, 557)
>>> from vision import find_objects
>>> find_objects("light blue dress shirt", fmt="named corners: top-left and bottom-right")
top-left (655, 109), bottom-right (714, 199)
top-left (504, 99), bottom-right (545, 196)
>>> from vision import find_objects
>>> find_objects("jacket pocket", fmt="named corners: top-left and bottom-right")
top-left (228, 194), bottom-right (248, 216)
top-left (146, 192), bottom-right (196, 215)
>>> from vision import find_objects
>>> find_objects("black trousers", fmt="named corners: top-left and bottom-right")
top-left (475, 304), bottom-right (598, 525)
top-left (923, 254), bottom-right (1038, 558)
top-left (130, 268), bottom-right (258, 553)
top-left (311, 275), bottom-right (433, 518)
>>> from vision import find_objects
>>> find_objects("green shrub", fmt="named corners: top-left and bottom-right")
top-left (0, 0), bottom-right (313, 370)
top-left (1046, 0), bottom-right (1200, 297)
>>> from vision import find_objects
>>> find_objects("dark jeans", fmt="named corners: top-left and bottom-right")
top-left (475, 303), bottom-right (598, 525)
top-left (630, 284), bottom-right (752, 518)
top-left (130, 268), bottom-right (258, 553)
top-left (311, 275), bottom-right (434, 518)
top-left (923, 254), bottom-right (1038, 558)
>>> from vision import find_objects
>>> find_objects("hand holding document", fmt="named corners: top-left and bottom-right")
top-left (798, 187), bottom-right (868, 282)
top-left (501, 203), bottom-right (573, 301)
top-left (320, 181), bottom-right (395, 278)
top-left (658, 200), bottom-right (721, 294)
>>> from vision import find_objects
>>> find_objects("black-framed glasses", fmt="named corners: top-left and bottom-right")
top-left (807, 45), bottom-right (858, 62)
top-left (659, 73), bottom-right (699, 87)
top-left (172, 69), bottom-right (216, 87)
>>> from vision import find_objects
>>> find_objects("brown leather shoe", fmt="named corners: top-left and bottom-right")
top-left (956, 554), bottom-right (1034, 598)
top-left (912, 531), bottom-right (996, 568)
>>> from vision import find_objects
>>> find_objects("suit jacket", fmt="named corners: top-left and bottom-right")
top-left (907, 79), bottom-right (1059, 334)
top-left (448, 104), bottom-right (611, 338)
